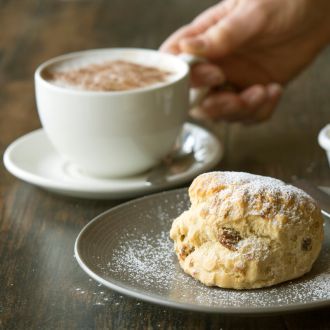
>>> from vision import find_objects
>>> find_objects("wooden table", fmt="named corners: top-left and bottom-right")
top-left (1, 1), bottom-right (330, 329)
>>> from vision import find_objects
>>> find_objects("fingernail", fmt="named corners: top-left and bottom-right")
top-left (192, 64), bottom-right (226, 86)
top-left (241, 87), bottom-right (266, 107)
top-left (181, 37), bottom-right (207, 52)
top-left (267, 83), bottom-right (282, 99)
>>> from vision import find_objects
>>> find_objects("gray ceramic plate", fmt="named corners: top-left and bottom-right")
top-left (75, 188), bottom-right (330, 314)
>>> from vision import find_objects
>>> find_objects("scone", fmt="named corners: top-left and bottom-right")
top-left (170, 171), bottom-right (324, 289)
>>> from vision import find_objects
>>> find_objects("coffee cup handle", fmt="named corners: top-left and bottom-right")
top-left (178, 53), bottom-right (210, 109)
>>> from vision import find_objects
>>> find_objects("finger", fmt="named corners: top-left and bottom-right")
top-left (247, 101), bottom-right (276, 124)
top-left (244, 83), bottom-right (282, 124)
top-left (254, 83), bottom-right (282, 121)
top-left (190, 63), bottom-right (225, 87)
top-left (160, 2), bottom-right (229, 53)
top-left (240, 85), bottom-right (268, 110)
top-left (191, 2), bottom-right (230, 31)
top-left (180, 3), bottom-right (266, 58)
top-left (160, 25), bottom-right (199, 54)
top-left (267, 83), bottom-right (282, 102)
top-left (200, 91), bottom-right (246, 121)
top-left (200, 83), bottom-right (282, 123)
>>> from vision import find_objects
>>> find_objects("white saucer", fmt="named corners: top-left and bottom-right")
top-left (3, 123), bottom-right (223, 199)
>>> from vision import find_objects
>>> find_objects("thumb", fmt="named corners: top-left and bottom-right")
top-left (180, 5), bottom-right (265, 58)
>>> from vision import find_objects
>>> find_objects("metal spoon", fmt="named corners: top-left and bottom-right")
top-left (146, 130), bottom-right (196, 185)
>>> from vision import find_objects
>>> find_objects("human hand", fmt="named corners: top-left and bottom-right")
top-left (161, 0), bottom-right (330, 123)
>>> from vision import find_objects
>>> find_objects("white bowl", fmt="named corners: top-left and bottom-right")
top-left (318, 124), bottom-right (330, 167)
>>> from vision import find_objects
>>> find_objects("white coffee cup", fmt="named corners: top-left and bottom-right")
top-left (35, 48), bottom-right (204, 178)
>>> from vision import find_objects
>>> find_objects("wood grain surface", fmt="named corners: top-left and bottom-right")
top-left (1, 0), bottom-right (330, 329)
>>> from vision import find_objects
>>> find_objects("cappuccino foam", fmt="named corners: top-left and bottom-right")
top-left (43, 60), bottom-right (172, 92)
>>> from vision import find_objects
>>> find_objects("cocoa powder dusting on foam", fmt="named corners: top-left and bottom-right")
top-left (43, 60), bottom-right (172, 91)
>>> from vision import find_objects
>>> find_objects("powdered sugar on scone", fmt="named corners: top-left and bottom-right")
top-left (170, 171), bottom-right (324, 289)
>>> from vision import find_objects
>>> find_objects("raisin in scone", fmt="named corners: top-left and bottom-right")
top-left (170, 172), bottom-right (324, 289)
